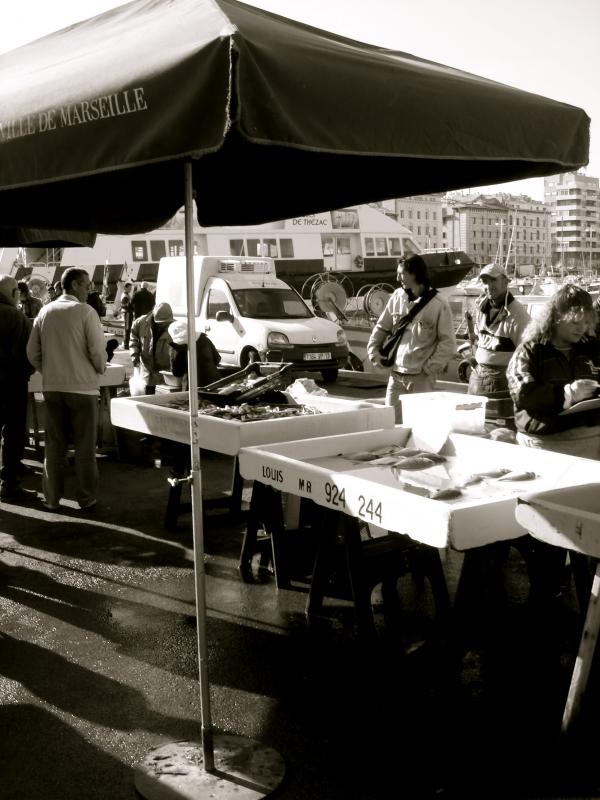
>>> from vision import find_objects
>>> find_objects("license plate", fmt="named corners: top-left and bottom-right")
top-left (303, 352), bottom-right (331, 361)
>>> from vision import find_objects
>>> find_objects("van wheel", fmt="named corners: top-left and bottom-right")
top-left (240, 348), bottom-right (259, 368)
top-left (321, 368), bottom-right (339, 383)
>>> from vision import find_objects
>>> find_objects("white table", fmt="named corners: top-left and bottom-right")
top-left (238, 428), bottom-right (600, 550)
top-left (28, 362), bottom-right (126, 393)
top-left (238, 428), bottom-right (600, 633)
top-left (110, 392), bottom-right (395, 526)
top-left (516, 485), bottom-right (600, 733)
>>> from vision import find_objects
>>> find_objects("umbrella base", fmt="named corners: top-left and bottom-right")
top-left (134, 736), bottom-right (285, 800)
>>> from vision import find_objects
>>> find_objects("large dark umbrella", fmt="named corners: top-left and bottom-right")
top-left (0, 0), bottom-right (590, 796)
top-left (0, 229), bottom-right (96, 247)
top-left (0, 0), bottom-right (589, 233)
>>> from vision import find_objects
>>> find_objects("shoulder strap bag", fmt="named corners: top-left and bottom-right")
top-left (378, 288), bottom-right (438, 367)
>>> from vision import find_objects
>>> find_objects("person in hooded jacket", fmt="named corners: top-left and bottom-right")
top-left (129, 302), bottom-right (174, 394)
top-left (168, 319), bottom-right (221, 389)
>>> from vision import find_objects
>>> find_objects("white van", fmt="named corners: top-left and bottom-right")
top-left (155, 256), bottom-right (349, 381)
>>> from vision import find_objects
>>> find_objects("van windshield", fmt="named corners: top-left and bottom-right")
top-left (231, 288), bottom-right (313, 319)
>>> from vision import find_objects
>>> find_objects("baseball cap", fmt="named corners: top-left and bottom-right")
top-left (479, 263), bottom-right (508, 280)
top-left (153, 302), bottom-right (175, 323)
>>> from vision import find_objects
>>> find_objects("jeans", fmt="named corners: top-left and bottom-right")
top-left (385, 371), bottom-right (436, 424)
top-left (42, 392), bottom-right (99, 507)
top-left (0, 380), bottom-right (28, 487)
top-left (468, 363), bottom-right (509, 396)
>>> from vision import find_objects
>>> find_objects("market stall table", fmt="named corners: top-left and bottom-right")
top-left (110, 392), bottom-right (395, 527)
top-left (516, 485), bottom-right (600, 733)
top-left (238, 428), bottom-right (600, 634)
top-left (28, 363), bottom-right (126, 455)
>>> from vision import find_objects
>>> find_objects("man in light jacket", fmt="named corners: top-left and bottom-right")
top-left (27, 268), bottom-right (107, 512)
top-left (367, 254), bottom-right (456, 422)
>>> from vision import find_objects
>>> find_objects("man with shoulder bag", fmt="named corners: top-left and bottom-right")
top-left (367, 254), bottom-right (456, 422)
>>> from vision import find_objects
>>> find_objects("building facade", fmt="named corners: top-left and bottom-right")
top-left (373, 195), bottom-right (445, 251)
top-left (443, 192), bottom-right (551, 274)
top-left (544, 171), bottom-right (600, 272)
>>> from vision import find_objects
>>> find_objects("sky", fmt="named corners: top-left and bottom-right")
top-left (1, 0), bottom-right (598, 201)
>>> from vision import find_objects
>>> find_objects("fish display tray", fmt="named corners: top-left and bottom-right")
top-left (110, 393), bottom-right (394, 456)
top-left (238, 428), bottom-right (600, 550)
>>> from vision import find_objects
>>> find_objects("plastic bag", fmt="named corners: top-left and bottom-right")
top-left (128, 365), bottom-right (146, 397)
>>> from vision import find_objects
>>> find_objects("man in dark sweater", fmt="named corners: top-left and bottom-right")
top-left (131, 282), bottom-right (155, 319)
top-left (0, 276), bottom-right (35, 499)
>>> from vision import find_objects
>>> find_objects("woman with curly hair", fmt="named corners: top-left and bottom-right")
top-left (507, 283), bottom-right (600, 457)
top-left (507, 284), bottom-right (600, 602)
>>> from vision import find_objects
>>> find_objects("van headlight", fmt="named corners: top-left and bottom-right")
top-left (336, 329), bottom-right (348, 345)
top-left (267, 332), bottom-right (293, 348)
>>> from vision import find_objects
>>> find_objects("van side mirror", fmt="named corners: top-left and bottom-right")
top-left (215, 309), bottom-right (233, 323)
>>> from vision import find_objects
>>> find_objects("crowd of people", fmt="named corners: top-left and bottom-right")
top-left (2, 259), bottom-right (600, 605)
top-left (0, 269), bottom-right (223, 510)
top-left (367, 254), bottom-right (600, 601)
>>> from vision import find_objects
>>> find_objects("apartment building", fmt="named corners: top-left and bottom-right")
top-left (373, 195), bottom-right (444, 251)
top-left (544, 172), bottom-right (600, 271)
top-left (443, 193), bottom-right (551, 273)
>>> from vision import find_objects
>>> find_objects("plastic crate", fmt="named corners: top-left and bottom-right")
top-left (400, 391), bottom-right (488, 434)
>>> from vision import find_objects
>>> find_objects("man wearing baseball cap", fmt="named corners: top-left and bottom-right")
top-left (466, 262), bottom-right (530, 396)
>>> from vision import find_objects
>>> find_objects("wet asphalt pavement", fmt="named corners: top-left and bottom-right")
top-left (1, 402), bottom-right (600, 799)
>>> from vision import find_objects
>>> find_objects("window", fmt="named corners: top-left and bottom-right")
top-left (150, 240), bottom-right (167, 260)
top-left (433, 227), bottom-right (437, 235)
top-left (167, 240), bottom-right (183, 257)
top-left (280, 238), bottom-right (294, 258)
top-left (207, 288), bottom-right (231, 319)
top-left (231, 288), bottom-right (312, 319)
top-left (416, 211), bottom-right (421, 220)
top-left (263, 239), bottom-right (278, 258)
top-left (432, 212), bottom-right (437, 220)
top-left (400, 210), bottom-right (405, 219)
top-left (408, 210), bottom-right (413, 219)
top-left (337, 238), bottom-right (352, 255)
top-left (229, 239), bottom-right (244, 256)
top-left (246, 239), bottom-right (261, 257)
top-left (389, 238), bottom-right (402, 256)
top-left (131, 241), bottom-right (147, 261)
top-left (417, 227), bottom-right (421, 236)
top-left (368, 238), bottom-right (385, 256)
top-left (323, 237), bottom-right (335, 257)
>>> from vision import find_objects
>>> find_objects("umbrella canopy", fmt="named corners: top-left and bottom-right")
top-left (0, 0), bottom-right (589, 235)
top-left (0, 228), bottom-right (96, 247)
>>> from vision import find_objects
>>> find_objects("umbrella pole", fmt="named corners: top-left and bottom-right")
top-left (183, 162), bottom-right (215, 770)
top-left (134, 161), bottom-right (285, 799)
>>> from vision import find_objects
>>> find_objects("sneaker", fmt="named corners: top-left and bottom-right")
top-left (42, 501), bottom-right (60, 512)
top-left (78, 498), bottom-right (97, 511)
